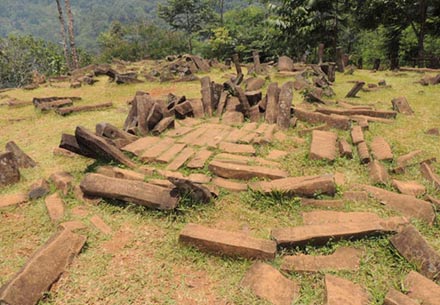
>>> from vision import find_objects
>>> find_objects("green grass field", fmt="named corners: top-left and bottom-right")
top-left (1, 65), bottom-right (439, 304)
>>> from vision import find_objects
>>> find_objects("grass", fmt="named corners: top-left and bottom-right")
top-left (1, 63), bottom-right (440, 304)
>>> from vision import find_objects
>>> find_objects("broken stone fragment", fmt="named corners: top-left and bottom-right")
top-left (325, 274), bottom-right (370, 305)
top-left (0, 229), bottom-right (86, 305)
top-left (0, 151), bottom-right (20, 187)
top-left (5, 141), bottom-right (37, 168)
top-left (241, 262), bottom-right (300, 305)
top-left (28, 179), bottom-right (50, 199)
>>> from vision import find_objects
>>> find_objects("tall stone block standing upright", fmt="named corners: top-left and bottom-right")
top-left (318, 43), bottom-right (325, 65)
top-left (277, 82), bottom-right (293, 130)
top-left (336, 47), bottom-right (345, 72)
top-left (0, 152), bottom-right (20, 187)
top-left (200, 76), bottom-right (214, 117)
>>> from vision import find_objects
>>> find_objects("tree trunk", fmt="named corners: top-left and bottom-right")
top-left (65, 0), bottom-right (79, 69)
top-left (55, 0), bottom-right (71, 71)
top-left (219, 0), bottom-right (224, 26)
top-left (386, 27), bottom-right (401, 70)
top-left (417, 0), bottom-right (428, 68)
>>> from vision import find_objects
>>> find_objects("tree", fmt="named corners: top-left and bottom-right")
top-left (55, 0), bottom-right (71, 70)
top-left (64, 0), bottom-right (79, 69)
top-left (158, 0), bottom-right (215, 52)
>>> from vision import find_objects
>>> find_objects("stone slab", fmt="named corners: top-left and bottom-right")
top-left (179, 223), bottom-right (276, 260)
top-left (209, 160), bottom-right (288, 180)
top-left (140, 137), bottom-right (175, 162)
top-left (218, 142), bottom-right (255, 155)
top-left (371, 137), bottom-right (393, 161)
top-left (241, 262), bottom-right (300, 305)
top-left (166, 147), bottom-right (195, 171)
top-left (325, 274), bottom-right (369, 305)
top-left (186, 149), bottom-right (213, 169)
top-left (0, 193), bottom-right (28, 208)
top-left (310, 130), bottom-right (338, 161)
top-left (404, 271), bottom-right (440, 305)
top-left (45, 193), bottom-right (65, 222)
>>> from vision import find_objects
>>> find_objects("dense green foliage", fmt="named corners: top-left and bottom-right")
top-left (97, 22), bottom-right (187, 62)
top-left (0, 0), bottom-right (250, 51)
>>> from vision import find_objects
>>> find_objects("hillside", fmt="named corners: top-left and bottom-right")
top-left (0, 0), bottom-right (251, 51)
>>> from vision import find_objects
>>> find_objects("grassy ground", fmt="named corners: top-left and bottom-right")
top-left (1, 65), bottom-right (440, 305)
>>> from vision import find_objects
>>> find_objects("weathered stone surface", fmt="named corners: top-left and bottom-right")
top-left (37, 99), bottom-right (73, 111)
top-left (151, 117), bottom-right (175, 136)
top-left (245, 90), bottom-right (262, 107)
top-left (90, 215), bottom-right (112, 235)
top-left (338, 138), bottom-right (353, 158)
top-left (241, 262), bottom-right (300, 305)
top-left (80, 173), bottom-right (178, 210)
top-left (212, 177), bottom-right (247, 192)
top-left (371, 137), bottom-right (393, 161)
top-left (250, 175), bottom-right (336, 197)
top-left (384, 289), bottom-right (419, 305)
top-left (49, 172), bottom-right (73, 195)
top-left (28, 179), bottom-right (50, 199)
top-left (5, 141), bottom-right (36, 168)
top-left (96, 122), bottom-right (138, 144)
top-left (173, 100), bottom-right (193, 119)
top-left (166, 147), bottom-right (195, 171)
top-left (391, 225), bottom-right (440, 280)
top-left (186, 149), bottom-right (212, 169)
top-left (59, 133), bottom-right (93, 157)
top-left (420, 162), bottom-right (440, 189)
top-left (179, 223), bottom-right (276, 260)
top-left (188, 98), bottom-right (205, 118)
top-left (0, 152), bottom-right (20, 187)
top-left (294, 108), bottom-right (351, 130)
top-left (302, 211), bottom-right (382, 225)
top-left (282, 247), bottom-right (362, 273)
top-left (209, 160), bottom-right (288, 180)
top-left (393, 150), bottom-right (423, 173)
top-left (343, 191), bottom-right (369, 202)
top-left (155, 143), bottom-right (186, 164)
top-left (96, 166), bottom-right (145, 181)
top-left (345, 81), bottom-right (365, 98)
top-left (246, 77), bottom-right (265, 91)
top-left (271, 217), bottom-right (406, 247)
top-left (351, 126), bottom-right (364, 144)
top-left (277, 81), bottom-right (293, 130)
top-left (300, 199), bottom-right (345, 208)
top-left (45, 193), bottom-right (65, 222)
top-left (392, 97), bottom-right (414, 115)
top-left (121, 136), bottom-right (160, 156)
top-left (0, 193), bottom-right (28, 208)
top-left (357, 141), bottom-right (371, 164)
top-left (222, 111), bottom-right (244, 125)
top-left (369, 160), bottom-right (390, 184)
top-left (73, 185), bottom-right (101, 205)
top-left (53, 147), bottom-right (80, 158)
top-left (278, 56), bottom-right (294, 72)
top-left (168, 177), bottom-right (212, 203)
top-left (56, 102), bottom-right (113, 116)
top-left (310, 130), bottom-right (338, 161)
top-left (392, 180), bottom-right (426, 196)
top-left (59, 220), bottom-right (87, 232)
top-left (218, 142), bottom-right (255, 155)
top-left (325, 274), bottom-right (369, 305)
top-left (359, 184), bottom-right (435, 224)
top-left (187, 173), bottom-right (211, 184)
top-left (316, 107), bottom-right (397, 119)
top-left (265, 83), bottom-right (280, 124)
top-left (214, 153), bottom-right (280, 168)
top-left (75, 126), bottom-right (136, 168)
top-left (140, 137), bottom-right (175, 162)
top-left (404, 271), bottom-right (440, 305)
top-left (0, 229), bottom-right (86, 305)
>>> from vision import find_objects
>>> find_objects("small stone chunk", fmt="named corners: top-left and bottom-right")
top-left (392, 180), bottom-right (426, 197)
top-left (384, 289), bottom-right (419, 305)
top-left (370, 137), bottom-right (393, 161)
top-left (282, 247), bottom-right (363, 273)
top-left (28, 179), bottom-right (50, 199)
top-left (0, 152), bottom-right (20, 187)
top-left (351, 126), bottom-right (364, 144)
top-left (391, 225), bottom-right (440, 280)
top-left (0, 193), bottom-right (28, 208)
top-left (420, 162), bottom-right (440, 189)
top-left (90, 215), bottom-right (112, 235)
top-left (405, 271), bottom-right (440, 305)
top-left (241, 262), bottom-right (300, 305)
top-left (310, 130), bottom-right (338, 161)
top-left (5, 141), bottom-right (37, 168)
top-left (325, 274), bottom-right (370, 305)
top-left (392, 96), bottom-right (414, 115)
top-left (179, 223), bottom-right (276, 260)
top-left (49, 172), bottom-right (73, 195)
top-left (338, 138), bottom-right (353, 158)
top-left (369, 160), bottom-right (389, 184)
top-left (357, 142), bottom-right (371, 164)
top-left (45, 193), bottom-right (65, 222)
